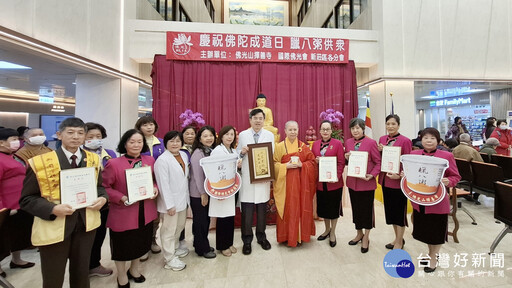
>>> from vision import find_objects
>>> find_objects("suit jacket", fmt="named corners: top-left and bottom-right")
top-left (236, 128), bottom-right (275, 204)
top-left (344, 136), bottom-right (381, 191)
top-left (311, 138), bottom-right (345, 190)
top-left (19, 148), bottom-right (108, 241)
top-left (102, 155), bottom-right (158, 232)
top-left (155, 150), bottom-right (189, 213)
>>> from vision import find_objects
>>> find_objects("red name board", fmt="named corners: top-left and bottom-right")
top-left (166, 31), bottom-right (349, 64)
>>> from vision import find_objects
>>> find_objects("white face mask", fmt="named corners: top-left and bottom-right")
top-left (499, 125), bottom-right (508, 130)
top-left (28, 135), bottom-right (46, 145)
top-left (84, 139), bottom-right (103, 150)
top-left (9, 140), bottom-right (20, 151)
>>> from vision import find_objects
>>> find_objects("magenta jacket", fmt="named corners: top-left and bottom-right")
top-left (0, 152), bottom-right (25, 210)
top-left (378, 134), bottom-right (412, 189)
top-left (410, 149), bottom-right (461, 214)
top-left (102, 155), bottom-right (158, 232)
top-left (312, 138), bottom-right (345, 191)
top-left (345, 137), bottom-right (381, 191)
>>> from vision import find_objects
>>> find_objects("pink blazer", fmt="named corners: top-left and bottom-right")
top-left (410, 149), bottom-right (461, 214)
top-left (102, 155), bottom-right (158, 232)
top-left (345, 137), bottom-right (381, 191)
top-left (0, 153), bottom-right (25, 210)
top-left (312, 138), bottom-right (345, 190)
top-left (378, 134), bottom-right (412, 189)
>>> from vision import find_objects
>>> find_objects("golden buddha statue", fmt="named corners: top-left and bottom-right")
top-left (252, 94), bottom-right (280, 142)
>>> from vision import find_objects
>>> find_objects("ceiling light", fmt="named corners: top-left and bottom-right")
top-left (0, 60), bottom-right (31, 69)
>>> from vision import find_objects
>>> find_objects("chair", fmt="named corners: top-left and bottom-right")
top-left (470, 161), bottom-right (504, 193)
top-left (489, 182), bottom-right (512, 253)
top-left (453, 158), bottom-right (477, 225)
top-left (449, 187), bottom-right (476, 243)
top-left (479, 152), bottom-right (491, 163)
top-left (490, 154), bottom-right (512, 182)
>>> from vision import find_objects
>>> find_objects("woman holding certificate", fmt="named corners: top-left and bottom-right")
top-left (210, 125), bottom-right (239, 257)
top-left (102, 129), bottom-right (158, 287)
top-left (154, 131), bottom-right (190, 271)
top-left (189, 126), bottom-right (217, 259)
top-left (344, 118), bottom-right (381, 253)
top-left (410, 128), bottom-right (461, 273)
top-left (377, 115), bottom-right (412, 250)
top-left (312, 121), bottom-right (345, 247)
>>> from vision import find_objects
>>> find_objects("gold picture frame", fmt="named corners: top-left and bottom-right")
top-left (247, 142), bottom-right (275, 183)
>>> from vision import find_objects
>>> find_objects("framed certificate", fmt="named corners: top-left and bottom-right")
top-left (247, 142), bottom-right (275, 184)
top-left (125, 166), bottom-right (154, 202)
top-left (381, 146), bottom-right (402, 174)
top-left (347, 151), bottom-right (368, 178)
top-left (60, 167), bottom-right (98, 209)
top-left (319, 156), bottom-right (338, 182)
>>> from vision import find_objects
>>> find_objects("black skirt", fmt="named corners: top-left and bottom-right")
top-left (412, 208), bottom-right (448, 245)
top-left (6, 209), bottom-right (33, 252)
top-left (382, 186), bottom-right (408, 227)
top-left (348, 189), bottom-right (375, 230)
top-left (110, 201), bottom-right (152, 261)
top-left (0, 210), bottom-right (10, 260)
top-left (316, 184), bottom-right (343, 219)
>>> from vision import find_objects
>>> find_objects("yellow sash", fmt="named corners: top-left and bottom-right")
top-left (28, 150), bottom-right (102, 246)
top-left (100, 149), bottom-right (112, 170)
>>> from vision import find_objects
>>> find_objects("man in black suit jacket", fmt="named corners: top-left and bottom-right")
top-left (20, 117), bottom-right (108, 288)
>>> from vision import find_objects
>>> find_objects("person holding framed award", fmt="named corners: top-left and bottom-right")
top-left (83, 122), bottom-right (116, 277)
top-left (102, 129), bottom-right (158, 287)
top-left (20, 118), bottom-right (108, 288)
top-left (377, 115), bottom-right (412, 250)
top-left (344, 118), bottom-right (381, 253)
top-left (154, 131), bottom-right (190, 271)
top-left (189, 126), bottom-right (217, 259)
top-left (410, 128), bottom-right (461, 273)
top-left (210, 125), bottom-right (240, 257)
top-left (311, 121), bottom-right (345, 247)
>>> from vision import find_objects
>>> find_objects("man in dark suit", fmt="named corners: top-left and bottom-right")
top-left (20, 117), bottom-right (108, 288)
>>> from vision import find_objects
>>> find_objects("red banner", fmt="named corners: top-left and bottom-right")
top-left (166, 31), bottom-right (349, 64)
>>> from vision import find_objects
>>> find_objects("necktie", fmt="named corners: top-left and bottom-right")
top-left (70, 155), bottom-right (78, 168)
top-left (253, 133), bottom-right (259, 144)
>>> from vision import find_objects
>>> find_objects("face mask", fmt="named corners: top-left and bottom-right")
top-left (9, 140), bottom-right (20, 151)
top-left (84, 139), bottom-right (103, 150)
top-left (499, 125), bottom-right (508, 130)
top-left (28, 135), bottom-right (46, 145)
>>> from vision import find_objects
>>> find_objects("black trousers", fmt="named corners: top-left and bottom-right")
top-left (89, 208), bottom-right (109, 269)
top-left (190, 197), bottom-right (211, 255)
top-left (39, 215), bottom-right (96, 288)
top-left (240, 202), bottom-right (267, 244)
top-left (216, 216), bottom-right (234, 250)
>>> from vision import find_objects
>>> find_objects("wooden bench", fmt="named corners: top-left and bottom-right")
top-left (449, 187), bottom-right (474, 243)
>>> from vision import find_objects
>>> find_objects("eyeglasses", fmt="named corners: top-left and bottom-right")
top-left (320, 129), bottom-right (332, 132)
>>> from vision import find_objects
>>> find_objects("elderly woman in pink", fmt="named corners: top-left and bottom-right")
top-left (102, 129), bottom-right (158, 287)
top-left (410, 128), bottom-right (460, 273)
top-left (344, 118), bottom-right (381, 254)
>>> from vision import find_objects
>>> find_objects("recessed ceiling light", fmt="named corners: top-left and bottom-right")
top-left (0, 61), bottom-right (31, 69)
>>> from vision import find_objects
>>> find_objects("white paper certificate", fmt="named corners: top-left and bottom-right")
top-left (60, 167), bottom-right (98, 209)
top-left (347, 151), bottom-right (369, 178)
top-left (319, 156), bottom-right (338, 182)
top-left (381, 146), bottom-right (402, 174)
top-left (125, 166), bottom-right (154, 203)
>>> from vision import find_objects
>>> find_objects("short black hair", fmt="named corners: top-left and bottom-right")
top-left (349, 118), bottom-right (365, 130)
top-left (257, 94), bottom-right (266, 99)
top-left (17, 126), bottom-right (29, 137)
top-left (217, 125), bottom-right (237, 149)
top-left (420, 127), bottom-right (441, 144)
top-left (249, 108), bottom-right (266, 119)
top-left (181, 125), bottom-right (197, 135)
top-left (135, 115), bottom-right (159, 133)
top-left (385, 114), bottom-right (400, 125)
top-left (85, 122), bottom-right (107, 139)
top-left (192, 125), bottom-right (216, 154)
top-left (454, 116), bottom-right (461, 124)
top-left (163, 130), bottom-right (183, 147)
top-left (444, 138), bottom-right (459, 149)
top-left (58, 117), bottom-right (85, 132)
top-left (497, 119), bottom-right (507, 127)
top-left (117, 129), bottom-right (149, 154)
top-left (319, 120), bottom-right (333, 129)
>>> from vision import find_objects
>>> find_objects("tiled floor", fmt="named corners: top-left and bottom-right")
top-left (2, 195), bottom-right (512, 287)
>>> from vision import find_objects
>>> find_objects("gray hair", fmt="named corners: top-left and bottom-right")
top-left (459, 133), bottom-right (471, 144)
top-left (349, 118), bottom-right (366, 130)
top-left (486, 137), bottom-right (500, 146)
top-left (285, 120), bottom-right (298, 130)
